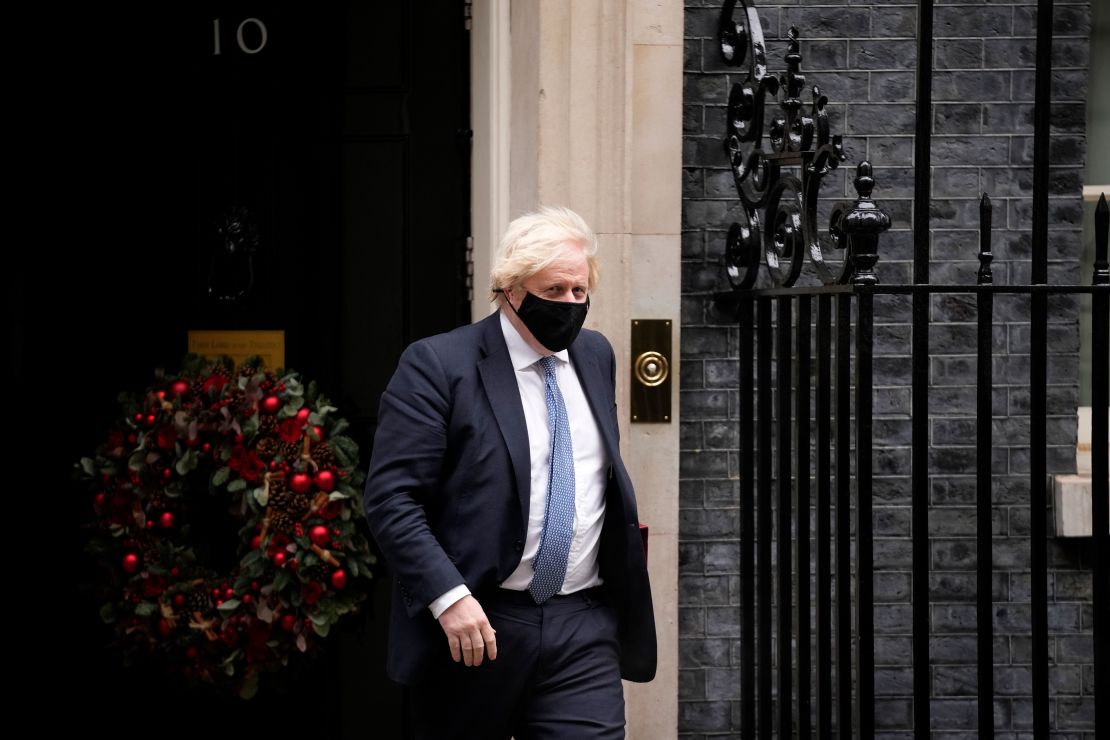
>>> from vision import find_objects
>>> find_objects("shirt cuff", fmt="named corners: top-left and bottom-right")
top-left (429, 584), bottom-right (471, 620)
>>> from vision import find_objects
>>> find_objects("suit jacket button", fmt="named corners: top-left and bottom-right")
top-left (514, 540), bottom-right (523, 552)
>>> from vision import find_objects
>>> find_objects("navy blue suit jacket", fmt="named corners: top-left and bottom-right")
top-left (363, 311), bottom-right (657, 686)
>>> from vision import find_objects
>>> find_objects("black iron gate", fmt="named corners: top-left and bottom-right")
top-left (713, 0), bottom-right (1108, 736)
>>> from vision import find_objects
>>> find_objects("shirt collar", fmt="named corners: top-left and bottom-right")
top-left (499, 309), bottom-right (570, 371)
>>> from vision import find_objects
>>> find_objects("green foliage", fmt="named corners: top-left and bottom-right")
top-left (76, 356), bottom-right (377, 700)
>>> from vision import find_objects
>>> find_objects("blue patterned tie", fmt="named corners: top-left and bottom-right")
top-left (529, 356), bottom-right (576, 604)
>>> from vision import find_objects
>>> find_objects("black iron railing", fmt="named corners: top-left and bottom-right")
top-left (713, 1), bottom-right (1109, 737)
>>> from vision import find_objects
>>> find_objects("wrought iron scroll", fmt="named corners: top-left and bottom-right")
top-left (717, 1), bottom-right (889, 288)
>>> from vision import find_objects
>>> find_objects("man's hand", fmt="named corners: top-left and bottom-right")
top-left (437, 595), bottom-right (498, 666)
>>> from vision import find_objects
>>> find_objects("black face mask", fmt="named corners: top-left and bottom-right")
top-left (504, 291), bottom-right (590, 352)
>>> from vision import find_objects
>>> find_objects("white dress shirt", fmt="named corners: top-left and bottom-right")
top-left (429, 310), bottom-right (608, 618)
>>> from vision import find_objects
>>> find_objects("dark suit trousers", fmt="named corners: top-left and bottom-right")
top-left (410, 588), bottom-right (625, 740)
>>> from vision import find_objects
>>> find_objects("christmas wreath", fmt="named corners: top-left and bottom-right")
top-left (77, 354), bottom-right (375, 698)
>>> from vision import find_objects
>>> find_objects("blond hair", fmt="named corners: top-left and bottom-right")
top-left (488, 206), bottom-right (599, 301)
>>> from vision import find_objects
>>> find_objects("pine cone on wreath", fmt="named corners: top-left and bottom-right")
top-left (270, 511), bottom-right (296, 535)
top-left (255, 436), bottom-right (279, 459)
top-left (227, 391), bottom-right (250, 417)
top-left (269, 490), bottom-right (294, 513)
top-left (279, 441), bottom-right (302, 462)
top-left (311, 442), bottom-right (336, 469)
top-left (268, 474), bottom-right (288, 496)
top-left (270, 490), bottom-right (310, 521)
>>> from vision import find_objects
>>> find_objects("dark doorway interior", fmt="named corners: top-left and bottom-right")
top-left (21, 2), bottom-right (470, 736)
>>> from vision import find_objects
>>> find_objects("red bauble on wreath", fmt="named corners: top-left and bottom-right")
top-left (77, 354), bottom-right (375, 699)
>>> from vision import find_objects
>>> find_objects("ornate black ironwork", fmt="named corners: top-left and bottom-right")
top-left (711, 3), bottom-right (1108, 738)
top-left (978, 194), bottom-right (994, 285)
top-left (837, 163), bottom-right (889, 286)
top-left (1096, 193), bottom-right (1109, 286)
top-left (717, 1), bottom-right (889, 288)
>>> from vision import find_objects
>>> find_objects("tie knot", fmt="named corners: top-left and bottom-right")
top-left (539, 356), bottom-right (557, 378)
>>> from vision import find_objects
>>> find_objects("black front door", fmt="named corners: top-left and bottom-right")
top-left (23, 2), bottom-right (470, 736)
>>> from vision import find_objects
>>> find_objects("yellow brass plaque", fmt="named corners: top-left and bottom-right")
top-left (187, 330), bottom-right (286, 371)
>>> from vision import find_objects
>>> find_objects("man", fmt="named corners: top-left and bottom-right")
top-left (363, 206), bottom-right (656, 739)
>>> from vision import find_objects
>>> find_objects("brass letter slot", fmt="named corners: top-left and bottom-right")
top-left (630, 319), bottom-right (672, 423)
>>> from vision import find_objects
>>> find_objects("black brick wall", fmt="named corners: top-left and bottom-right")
top-left (681, 1), bottom-right (1094, 736)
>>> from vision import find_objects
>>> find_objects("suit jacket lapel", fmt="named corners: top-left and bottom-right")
top-left (476, 313), bottom-right (532, 533)
top-left (568, 340), bottom-right (622, 468)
